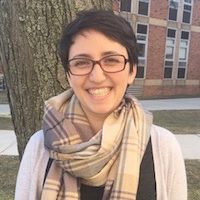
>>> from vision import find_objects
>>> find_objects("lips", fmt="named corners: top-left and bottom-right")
top-left (88, 87), bottom-right (111, 97)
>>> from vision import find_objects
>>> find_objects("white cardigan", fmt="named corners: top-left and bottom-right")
top-left (15, 125), bottom-right (187, 200)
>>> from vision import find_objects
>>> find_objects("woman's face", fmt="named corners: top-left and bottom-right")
top-left (67, 30), bottom-right (136, 119)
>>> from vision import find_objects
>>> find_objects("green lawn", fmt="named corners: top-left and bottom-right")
top-left (0, 110), bottom-right (200, 199)
top-left (0, 156), bottom-right (19, 200)
top-left (0, 156), bottom-right (199, 200)
top-left (1, 110), bottom-right (200, 134)
top-left (185, 160), bottom-right (200, 200)
top-left (0, 92), bottom-right (8, 104)
top-left (152, 110), bottom-right (200, 134)
top-left (0, 117), bottom-right (13, 130)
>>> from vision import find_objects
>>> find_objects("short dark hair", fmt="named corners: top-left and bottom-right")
top-left (59, 9), bottom-right (138, 73)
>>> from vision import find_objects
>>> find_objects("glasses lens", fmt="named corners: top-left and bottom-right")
top-left (69, 58), bottom-right (92, 75)
top-left (68, 55), bottom-right (126, 75)
top-left (101, 55), bottom-right (125, 72)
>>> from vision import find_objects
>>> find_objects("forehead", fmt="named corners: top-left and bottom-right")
top-left (69, 29), bottom-right (127, 58)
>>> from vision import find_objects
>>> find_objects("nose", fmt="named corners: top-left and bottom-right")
top-left (89, 63), bottom-right (106, 83)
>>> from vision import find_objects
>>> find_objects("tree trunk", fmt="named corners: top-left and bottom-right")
top-left (0, 0), bottom-right (112, 159)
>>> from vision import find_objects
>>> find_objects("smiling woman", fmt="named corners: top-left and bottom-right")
top-left (15, 9), bottom-right (187, 200)
top-left (67, 30), bottom-right (136, 132)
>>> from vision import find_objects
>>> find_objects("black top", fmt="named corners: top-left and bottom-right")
top-left (136, 137), bottom-right (156, 200)
top-left (45, 138), bottom-right (156, 200)
top-left (80, 184), bottom-right (104, 200)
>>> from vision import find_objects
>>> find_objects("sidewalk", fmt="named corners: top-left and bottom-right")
top-left (0, 104), bottom-right (10, 117)
top-left (0, 130), bottom-right (18, 155)
top-left (140, 97), bottom-right (200, 111)
top-left (1, 98), bottom-right (200, 116)
top-left (0, 130), bottom-right (200, 159)
top-left (0, 97), bottom-right (200, 158)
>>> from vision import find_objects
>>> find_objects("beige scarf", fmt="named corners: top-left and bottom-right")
top-left (41, 89), bottom-right (152, 200)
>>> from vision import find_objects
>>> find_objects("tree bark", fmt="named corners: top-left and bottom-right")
top-left (0, 0), bottom-right (112, 159)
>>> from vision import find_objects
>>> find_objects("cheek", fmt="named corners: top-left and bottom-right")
top-left (69, 81), bottom-right (77, 89)
top-left (68, 77), bottom-right (86, 93)
top-left (68, 77), bottom-right (78, 88)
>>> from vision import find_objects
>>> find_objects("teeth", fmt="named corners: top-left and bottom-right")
top-left (88, 88), bottom-right (110, 96)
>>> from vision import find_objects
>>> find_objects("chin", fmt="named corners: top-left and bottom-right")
top-left (91, 106), bottom-right (115, 115)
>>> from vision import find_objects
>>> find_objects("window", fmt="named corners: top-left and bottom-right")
top-left (164, 29), bottom-right (176, 79)
top-left (0, 76), bottom-right (6, 91)
top-left (165, 39), bottom-right (175, 59)
top-left (136, 24), bottom-right (148, 78)
top-left (182, 0), bottom-right (192, 23)
top-left (177, 31), bottom-right (189, 79)
top-left (120, 0), bottom-right (131, 12)
top-left (169, 0), bottom-right (179, 21)
top-left (138, 0), bottom-right (149, 16)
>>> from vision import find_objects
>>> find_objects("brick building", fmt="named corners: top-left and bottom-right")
top-left (1, 1), bottom-right (199, 97)
top-left (115, 0), bottom-right (200, 98)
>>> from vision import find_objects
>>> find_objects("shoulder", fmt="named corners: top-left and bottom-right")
top-left (15, 130), bottom-right (49, 199)
top-left (21, 129), bottom-right (48, 167)
top-left (150, 124), bottom-right (177, 144)
top-left (150, 126), bottom-right (187, 200)
top-left (150, 124), bottom-right (183, 164)
top-left (28, 129), bottom-right (45, 146)
top-left (23, 129), bottom-right (47, 153)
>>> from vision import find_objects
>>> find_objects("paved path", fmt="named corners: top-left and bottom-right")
top-left (0, 98), bottom-right (200, 116)
top-left (175, 134), bottom-right (200, 159)
top-left (0, 97), bottom-right (200, 158)
top-left (0, 130), bottom-right (18, 155)
top-left (1, 98), bottom-right (200, 116)
top-left (141, 97), bottom-right (200, 111)
top-left (0, 130), bottom-right (200, 159)
top-left (0, 104), bottom-right (10, 117)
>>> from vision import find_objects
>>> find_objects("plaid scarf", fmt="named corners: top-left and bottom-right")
top-left (41, 89), bottom-right (152, 200)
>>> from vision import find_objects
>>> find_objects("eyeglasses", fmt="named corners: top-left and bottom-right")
top-left (67, 54), bottom-right (129, 76)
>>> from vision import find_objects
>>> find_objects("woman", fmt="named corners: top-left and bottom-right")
top-left (15, 10), bottom-right (187, 200)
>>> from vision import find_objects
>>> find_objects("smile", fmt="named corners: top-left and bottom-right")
top-left (88, 87), bottom-right (111, 97)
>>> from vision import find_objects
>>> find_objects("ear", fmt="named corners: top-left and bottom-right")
top-left (128, 64), bottom-right (137, 84)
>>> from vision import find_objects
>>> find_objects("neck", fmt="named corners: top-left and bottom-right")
top-left (89, 115), bottom-right (107, 134)
top-left (82, 110), bottom-right (109, 134)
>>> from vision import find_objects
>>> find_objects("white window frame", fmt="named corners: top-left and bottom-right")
top-left (138, 0), bottom-right (150, 16)
top-left (136, 23), bottom-right (148, 79)
top-left (120, 0), bottom-right (132, 12)
top-left (164, 28), bottom-right (177, 79)
top-left (168, 0), bottom-right (179, 21)
top-left (182, 0), bottom-right (193, 24)
top-left (177, 31), bottom-right (190, 79)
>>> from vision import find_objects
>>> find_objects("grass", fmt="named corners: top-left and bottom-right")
top-left (152, 110), bottom-right (200, 134)
top-left (0, 92), bottom-right (8, 104)
top-left (0, 117), bottom-right (13, 130)
top-left (0, 156), bottom-right (199, 200)
top-left (1, 110), bottom-right (200, 134)
top-left (185, 160), bottom-right (200, 200)
top-left (0, 156), bottom-right (19, 200)
top-left (0, 110), bottom-right (200, 199)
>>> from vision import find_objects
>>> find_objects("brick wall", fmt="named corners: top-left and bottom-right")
top-left (150, 0), bottom-right (168, 20)
top-left (143, 85), bottom-right (200, 98)
top-left (187, 32), bottom-right (200, 80)
top-left (146, 25), bottom-right (166, 79)
top-left (192, 0), bottom-right (200, 26)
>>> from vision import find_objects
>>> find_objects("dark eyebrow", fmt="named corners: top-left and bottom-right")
top-left (71, 51), bottom-right (121, 60)
top-left (72, 54), bottom-right (91, 59)
top-left (101, 51), bottom-right (121, 57)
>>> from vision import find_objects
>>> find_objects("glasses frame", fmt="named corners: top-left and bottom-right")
top-left (67, 54), bottom-right (129, 76)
